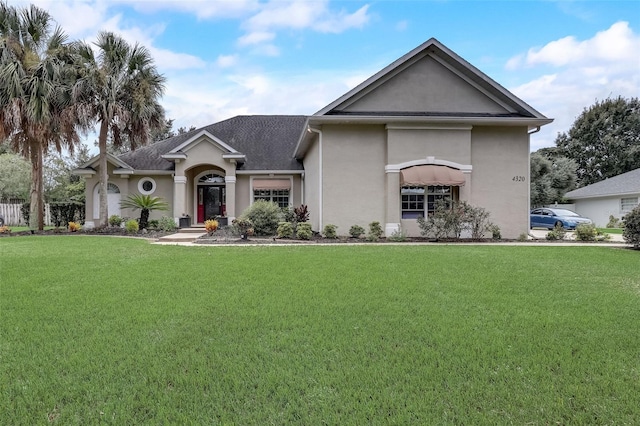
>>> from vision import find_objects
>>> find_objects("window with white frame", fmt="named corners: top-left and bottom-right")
top-left (138, 177), bottom-right (156, 195)
top-left (254, 189), bottom-right (290, 208)
top-left (621, 197), bottom-right (639, 213)
top-left (401, 185), bottom-right (457, 219)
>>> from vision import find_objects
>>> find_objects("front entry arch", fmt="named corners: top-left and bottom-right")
top-left (194, 172), bottom-right (226, 223)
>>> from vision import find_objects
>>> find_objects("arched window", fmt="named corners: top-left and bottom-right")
top-left (198, 173), bottom-right (225, 184)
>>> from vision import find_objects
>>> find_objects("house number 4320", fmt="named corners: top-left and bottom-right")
top-left (512, 176), bottom-right (526, 182)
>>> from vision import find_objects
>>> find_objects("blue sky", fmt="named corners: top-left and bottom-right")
top-left (17, 0), bottom-right (640, 151)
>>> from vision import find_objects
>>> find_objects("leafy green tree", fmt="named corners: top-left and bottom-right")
top-left (73, 31), bottom-right (166, 227)
top-left (0, 2), bottom-right (83, 229)
top-left (0, 153), bottom-right (30, 200)
top-left (556, 96), bottom-right (640, 187)
top-left (120, 194), bottom-right (169, 230)
top-left (43, 144), bottom-right (90, 202)
top-left (530, 151), bottom-right (577, 207)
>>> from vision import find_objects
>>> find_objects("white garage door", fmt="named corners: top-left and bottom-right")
top-left (93, 182), bottom-right (121, 220)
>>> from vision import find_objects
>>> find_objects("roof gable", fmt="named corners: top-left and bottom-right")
top-left (115, 115), bottom-right (307, 172)
top-left (316, 38), bottom-right (547, 120)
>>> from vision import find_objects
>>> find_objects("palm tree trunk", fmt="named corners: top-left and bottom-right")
top-left (140, 208), bottom-right (149, 230)
top-left (98, 120), bottom-right (109, 227)
top-left (28, 140), bottom-right (44, 231)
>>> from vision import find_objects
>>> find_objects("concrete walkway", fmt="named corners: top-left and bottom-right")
top-left (153, 228), bottom-right (629, 247)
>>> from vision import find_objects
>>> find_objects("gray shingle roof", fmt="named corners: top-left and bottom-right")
top-left (565, 168), bottom-right (640, 199)
top-left (118, 115), bottom-right (308, 171)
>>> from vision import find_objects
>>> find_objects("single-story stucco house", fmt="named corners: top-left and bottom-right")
top-left (564, 168), bottom-right (640, 227)
top-left (74, 38), bottom-right (552, 238)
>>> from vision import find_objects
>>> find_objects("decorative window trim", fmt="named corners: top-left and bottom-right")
top-left (138, 177), bottom-right (156, 195)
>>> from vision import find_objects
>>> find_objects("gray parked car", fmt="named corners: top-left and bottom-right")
top-left (530, 208), bottom-right (592, 230)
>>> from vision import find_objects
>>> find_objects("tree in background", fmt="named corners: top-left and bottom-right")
top-left (0, 2), bottom-right (83, 229)
top-left (556, 96), bottom-right (640, 187)
top-left (530, 150), bottom-right (578, 207)
top-left (73, 31), bottom-right (166, 227)
top-left (0, 153), bottom-right (30, 200)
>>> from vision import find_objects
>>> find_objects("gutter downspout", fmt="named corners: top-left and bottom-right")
top-left (527, 126), bottom-right (540, 237)
top-left (308, 127), bottom-right (323, 231)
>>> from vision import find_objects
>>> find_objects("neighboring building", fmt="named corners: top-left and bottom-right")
top-left (74, 38), bottom-right (552, 238)
top-left (564, 168), bottom-right (640, 227)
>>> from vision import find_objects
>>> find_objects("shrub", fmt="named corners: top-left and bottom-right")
top-left (349, 225), bottom-right (365, 238)
top-left (120, 194), bottom-right (169, 230)
top-left (205, 219), bottom-right (219, 233)
top-left (109, 215), bottom-right (123, 227)
top-left (622, 205), bottom-right (640, 248)
top-left (157, 216), bottom-right (177, 232)
top-left (50, 202), bottom-right (85, 227)
top-left (125, 219), bottom-right (139, 234)
top-left (0, 225), bottom-right (11, 233)
top-left (232, 217), bottom-right (254, 239)
top-left (606, 215), bottom-right (622, 228)
top-left (489, 224), bottom-right (501, 240)
top-left (296, 223), bottom-right (313, 240)
top-left (277, 222), bottom-right (294, 238)
top-left (323, 224), bottom-right (338, 239)
top-left (517, 232), bottom-right (528, 242)
top-left (387, 228), bottom-right (407, 242)
top-left (239, 200), bottom-right (282, 236)
top-left (147, 219), bottom-right (159, 230)
top-left (367, 221), bottom-right (384, 241)
top-left (545, 225), bottom-right (566, 240)
top-left (575, 223), bottom-right (598, 241)
top-left (294, 205), bottom-right (310, 223)
top-left (281, 207), bottom-right (296, 224)
top-left (68, 221), bottom-right (81, 232)
top-left (466, 204), bottom-right (492, 240)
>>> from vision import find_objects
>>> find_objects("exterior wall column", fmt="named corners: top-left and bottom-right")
top-left (225, 175), bottom-right (236, 221)
top-left (385, 170), bottom-right (401, 236)
top-left (173, 175), bottom-right (187, 222)
top-left (460, 172), bottom-right (472, 204)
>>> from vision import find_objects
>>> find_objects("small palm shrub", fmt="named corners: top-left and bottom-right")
top-left (108, 215), bottom-right (123, 227)
top-left (367, 221), bottom-right (384, 241)
top-left (622, 205), bottom-right (640, 248)
top-left (157, 216), bottom-right (177, 232)
top-left (349, 225), bottom-right (365, 238)
top-left (277, 222), bottom-right (294, 238)
top-left (125, 219), bottom-right (139, 234)
top-left (205, 219), bottom-right (219, 234)
top-left (296, 223), bottom-right (313, 240)
top-left (323, 224), bottom-right (338, 239)
top-left (68, 222), bottom-right (81, 232)
top-left (239, 200), bottom-right (282, 236)
top-left (120, 194), bottom-right (169, 230)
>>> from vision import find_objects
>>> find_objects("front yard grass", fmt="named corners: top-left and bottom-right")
top-left (1, 237), bottom-right (638, 424)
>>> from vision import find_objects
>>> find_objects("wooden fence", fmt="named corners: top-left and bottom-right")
top-left (0, 203), bottom-right (52, 226)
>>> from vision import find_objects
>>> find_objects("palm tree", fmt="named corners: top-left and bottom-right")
top-left (73, 32), bottom-right (166, 227)
top-left (120, 194), bottom-right (169, 230)
top-left (0, 2), bottom-right (81, 230)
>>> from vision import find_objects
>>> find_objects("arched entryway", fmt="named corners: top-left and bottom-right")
top-left (93, 182), bottom-right (121, 220)
top-left (194, 171), bottom-right (226, 223)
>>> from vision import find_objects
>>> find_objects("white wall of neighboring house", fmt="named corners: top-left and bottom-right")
top-left (571, 195), bottom-right (639, 227)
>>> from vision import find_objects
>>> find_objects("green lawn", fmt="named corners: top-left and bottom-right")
top-left (599, 227), bottom-right (624, 235)
top-left (1, 237), bottom-right (638, 424)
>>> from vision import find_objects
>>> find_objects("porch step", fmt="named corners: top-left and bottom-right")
top-left (158, 232), bottom-right (205, 243)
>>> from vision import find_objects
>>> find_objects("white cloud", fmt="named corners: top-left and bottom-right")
top-left (507, 21), bottom-right (640, 151)
top-left (237, 31), bottom-right (276, 46)
top-left (216, 55), bottom-right (238, 68)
